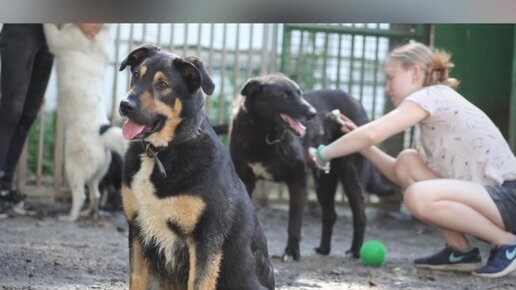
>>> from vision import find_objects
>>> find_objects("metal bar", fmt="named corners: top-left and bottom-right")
top-left (233, 24), bottom-right (241, 100)
top-left (415, 24), bottom-right (431, 43)
top-left (53, 107), bottom-right (64, 198)
top-left (348, 31), bottom-right (355, 94)
top-left (169, 23), bottom-right (175, 51)
top-left (127, 24), bottom-right (135, 89)
top-left (296, 31), bottom-right (305, 86)
top-left (309, 32), bottom-right (316, 90)
top-left (247, 24), bottom-right (254, 79)
top-left (322, 32), bottom-right (329, 88)
top-left (36, 110), bottom-right (45, 187)
top-left (157, 23), bottom-right (162, 46)
top-left (111, 24), bottom-right (122, 123)
top-left (270, 24), bottom-right (279, 73)
top-left (261, 24), bottom-right (269, 74)
top-left (218, 24), bottom-right (227, 124)
top-left (509, 25), bottom-right (516, 152)
top-left (196, 24), bottom-right (202, 57)
top-left (371, 35), bottom-right (381, 120)
top-left (336, 33), bottom-right (342, 88)
top-left (284, 23), bottom-right (424, 39)
top-left (129, 24), bottom-right (134, 51)
top-left (358, 35), bottom-right (367, 103)
top-left (142, 24), bottom-right (147, 43)
top-left (281, 25), bottom-right (292, 76)
top-left (183, 23), bottom-right (189, 56)
top-left (206, 24), bottom-right (215, 119)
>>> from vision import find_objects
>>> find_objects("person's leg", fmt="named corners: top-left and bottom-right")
top-left (404, 180), bottom-right (514, 247)
top-left (0, 25), bottom-right (38, 189)
top-left (472, 180), bottom-right (516, 277)
top-left (394, 149), bottom-right (480, 248)
top-left (1, 33), bottom-right (54, 191)
top-left (393, 149), bottom-right (484, 271)
top-left (393, 149), bottom-right (440, 188)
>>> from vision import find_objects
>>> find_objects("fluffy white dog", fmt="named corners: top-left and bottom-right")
top-left (44, 23), bottom-right (128, 222)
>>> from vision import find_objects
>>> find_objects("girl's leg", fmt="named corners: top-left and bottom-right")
top-left (393, 149), bottom-right (513, 250)
top-left (393, 149), bottom-right (439, 189)
top-left (404, 180), bottom-right (514, 247)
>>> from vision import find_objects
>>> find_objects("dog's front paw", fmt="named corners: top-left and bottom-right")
top-left (314, 246), bottom-right (330, 256)
top-left (282, 246), bottom-right (300, 262)
top-left (345, 248), bottom-right (360, 259)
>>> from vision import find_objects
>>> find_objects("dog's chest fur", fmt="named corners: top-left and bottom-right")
top-left (234, 114), bottom-right (307, 182)
top-left (131, 154), bottom-right (205, 270)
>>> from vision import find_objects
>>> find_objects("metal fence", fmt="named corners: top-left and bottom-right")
top-left (13, 23), bottom-right (428, 203)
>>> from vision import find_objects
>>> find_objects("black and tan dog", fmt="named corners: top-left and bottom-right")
top-left (118, 44), bottom-right (274, 290)
top-left (230, 73), bottom-right (393, 261)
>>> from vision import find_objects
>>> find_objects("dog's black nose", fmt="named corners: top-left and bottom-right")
top-left (119, 99), bottom-right (137, 116)
top-left (307, 107), bottom-right (317, 120)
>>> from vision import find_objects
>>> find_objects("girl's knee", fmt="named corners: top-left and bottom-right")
top-left (403, 183), bottom-right (429, 218)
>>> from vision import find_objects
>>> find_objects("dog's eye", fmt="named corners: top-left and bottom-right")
top-left (133, 71), bottom-right (140, 79)
top-left (157, 81), bottom-right (169, 90)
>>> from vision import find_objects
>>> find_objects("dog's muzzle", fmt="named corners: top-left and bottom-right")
top-left (119, 98), bottom-right (137, 117)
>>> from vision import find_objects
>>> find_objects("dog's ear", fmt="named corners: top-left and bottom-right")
top-left (241, 78), bottom-right (262, 97)
top-left (173, 57), bottom-right (215, 95)
top-left (119, 43), bottom-right (160, 71)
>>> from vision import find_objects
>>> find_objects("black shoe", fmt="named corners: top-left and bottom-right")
top-left (0, 189), bottom-right (37, 216)
top-left (11, 200), bottom-right (37, 216)
top-left (414, 245), bottom-right (482, 272)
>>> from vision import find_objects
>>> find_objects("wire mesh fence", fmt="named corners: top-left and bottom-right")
top-left (11, 23), bottom-right (428, 205)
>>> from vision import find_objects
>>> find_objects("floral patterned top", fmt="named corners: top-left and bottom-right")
top-left (405, 84), bottom-right (516, 186)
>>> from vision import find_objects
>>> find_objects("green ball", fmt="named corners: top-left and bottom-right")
top-left (360, 240), bottom-right (387, 266)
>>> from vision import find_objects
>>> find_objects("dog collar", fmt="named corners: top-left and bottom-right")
top-left (141, 141), bottom-right (167, 178)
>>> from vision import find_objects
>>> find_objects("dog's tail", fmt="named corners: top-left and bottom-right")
top-left (99, 124), bottom-right (129, 157)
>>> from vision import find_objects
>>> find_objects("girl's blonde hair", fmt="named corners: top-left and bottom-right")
top-left (388, 42), bottom-right (459, 89)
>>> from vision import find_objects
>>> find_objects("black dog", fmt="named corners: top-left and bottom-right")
top-left (99, 150), bottom-right (124, 211)
top-left (230, 73), bottom-right (393, 260)
top-left (118, 44), bottom-right (274, 290)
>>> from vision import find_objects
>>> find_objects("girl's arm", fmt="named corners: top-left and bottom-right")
top-left (335, 114), bottom-right (400, 183)
top-left (359, 145), bottom-right (398, 184)
top-left (311, 100), bottom-right (429, 176)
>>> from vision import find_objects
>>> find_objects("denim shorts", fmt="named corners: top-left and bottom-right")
top-left (485, 179), bottom-right (516, 234)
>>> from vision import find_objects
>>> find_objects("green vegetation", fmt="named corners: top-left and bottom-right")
top-left (27, 110), bottom-right (58, 176)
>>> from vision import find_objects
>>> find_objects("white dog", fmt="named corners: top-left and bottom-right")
top-left (44, 24), bottom-right (128, 222)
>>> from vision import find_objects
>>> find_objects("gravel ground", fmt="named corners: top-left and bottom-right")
top-left (0, 198), bottom-right (515, 290)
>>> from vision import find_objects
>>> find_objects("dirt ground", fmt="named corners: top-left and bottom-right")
top-left (0, 197), bottom-right (515, 290)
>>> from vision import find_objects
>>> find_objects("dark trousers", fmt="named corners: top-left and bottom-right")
top-left (0, 24), bottom-right (54, 191)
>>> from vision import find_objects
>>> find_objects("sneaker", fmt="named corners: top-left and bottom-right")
top-left (473, 244), bottom-right (516, 278)
top-left (0, 189), bottom-right (37, 216)
top-left (11, 200), bottom-right (37, 216)
top-left (414, 245), bottom-right (482, 271)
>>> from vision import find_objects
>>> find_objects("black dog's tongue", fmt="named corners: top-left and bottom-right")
top-left (280, 114), bottom-right (306, 137)
top-left (122, 119), bottom-right (146, 140)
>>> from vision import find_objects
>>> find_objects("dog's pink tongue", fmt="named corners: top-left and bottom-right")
top-left (281, 114), bottom-right (306, 137)
top-left (122, 119), bottom-right (146, 140)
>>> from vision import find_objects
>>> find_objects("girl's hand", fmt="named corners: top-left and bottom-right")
top-left (339, 114), bottom-right (358, 134)
top-left (308, 147), bottom-right (330, 173)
